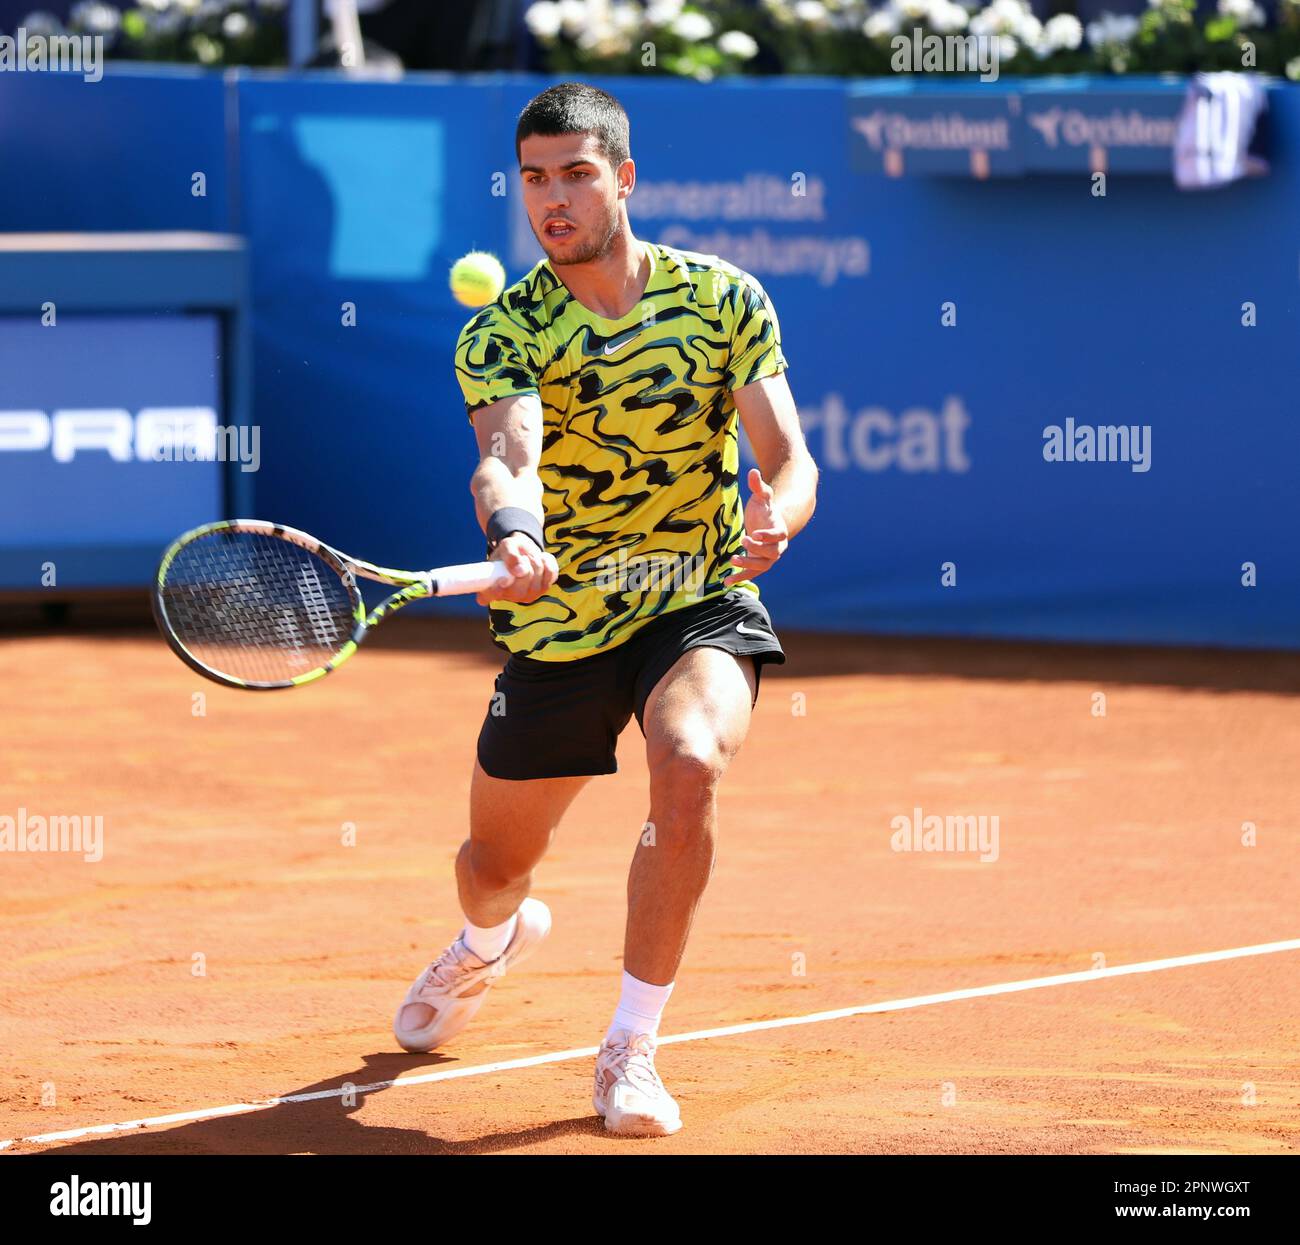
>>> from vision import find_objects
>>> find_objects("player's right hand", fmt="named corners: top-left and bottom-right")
top-left (477, 534), bottom-right (558, 606)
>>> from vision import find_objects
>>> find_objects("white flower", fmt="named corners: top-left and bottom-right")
top-left (863, 8), bottom-right (900, 36)
top-left (20, 9), bottom-right (64, 34)
top-left (970, 0), bottom-right (1034, 36)
top-left (579, 30), bottom-right (632, 52)
top-left (610, 3), bottom-right (641, 33)
top-left (646, 0), bottom-right (686, 26)
top-left (718, 29), bottom-right (759, 58)
top-left (222, 11), bottom-right (250, 37)
top-left (525, 2), bottom-right (564, 39)
top-left (996, 32), bottom-right (1017, 59)
top-left (893, 0), bottom-right (933, 21)
top-left (190, 31), bottom-right (221, 62)
top-left (556, 0), bottom-right (589, 38)
top-left (929, 2), bottom-right (970, 33)
top-left (70, 2), bottom-right (120, 34)
top-left (793, 0), bottom-right (830, 26)
top-left (577, 11), bottom-right (632, 53)
top-left (1041, 12), bottom-right (1082, 51)
top-left (1085, 12), bottom-right (1139, 46)
top-left (1217, 0), bottom-right (1266, 26)
top-left (1287, 55), bottom-right (1300, 81)
top-left (989, 0), bottom-right (1028, 24)
top-left (672, 11), bottom-right (715, 40)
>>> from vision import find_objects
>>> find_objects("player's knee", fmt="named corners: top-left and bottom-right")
top-left (461, 839), bottom-right (535, 894)
top-left (649, 734), bottom-right (729, 810)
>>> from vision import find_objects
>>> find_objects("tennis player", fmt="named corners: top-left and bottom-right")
top-left (394, 82), bottom-right (818, 1137)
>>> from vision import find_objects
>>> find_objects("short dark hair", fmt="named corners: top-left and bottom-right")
top-left (515, 82), bottom-right (630, 169)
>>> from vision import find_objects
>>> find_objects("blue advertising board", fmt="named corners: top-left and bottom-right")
top-left (847, 84), bottom-right (1024, 177)
top-left (0, 66), bottom-right (230, 233)
top-left (0, 314), bottom-right (226, 588)
top-left (1020, 80), bottom-right (1186, 174)
top-left (847, 78), bottom-right (1196, 178)
top-left (1, 68), bottom-right (1295, 647)
top-left (231, 72), bottom-right (1298, 648)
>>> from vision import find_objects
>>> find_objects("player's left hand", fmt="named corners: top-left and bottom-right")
top-left (723, 468), bottom-right (789, 586)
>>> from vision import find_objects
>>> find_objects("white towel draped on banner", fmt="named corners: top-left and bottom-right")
top-left (1174, 73), bottom-right (1269, 190)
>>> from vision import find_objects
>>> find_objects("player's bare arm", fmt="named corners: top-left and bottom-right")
top-left (725, 371), bottom-right (819, 586)
top-left (469, 392), bottom-right (558, 606)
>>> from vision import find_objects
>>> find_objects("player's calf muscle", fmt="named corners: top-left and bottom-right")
top-left (463, 765), bottom-right (586, 888)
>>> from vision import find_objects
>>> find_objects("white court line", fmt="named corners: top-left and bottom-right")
top-left (5, 936), bottom-right (1298, 1151)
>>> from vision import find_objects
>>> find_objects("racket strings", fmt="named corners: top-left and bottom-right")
top-left (159, 532), bottom-right (359, 684)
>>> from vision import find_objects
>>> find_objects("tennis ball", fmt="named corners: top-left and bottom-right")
top-left (450, 251), bottom-right (506, 308)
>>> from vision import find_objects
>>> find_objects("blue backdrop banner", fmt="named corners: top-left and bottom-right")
top-left (233, 73), bottom-right (1298, 648)
top-left (1, 68), bottom-right (1295, 647)
top-left (0, 314), bottom-right (224, 588)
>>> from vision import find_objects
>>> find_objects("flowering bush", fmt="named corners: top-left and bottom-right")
top-left (10, 0), bottom-right (1300, 77)
top-left (524, 0), bottom-right (765, 80)
top-left (10, 1), bottom-right (287, 66)
top-left (524, 0), bottom-right (1300, 78)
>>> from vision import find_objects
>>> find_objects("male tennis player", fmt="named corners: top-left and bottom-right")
top-left (394, 82), bottom-right (818, 1137)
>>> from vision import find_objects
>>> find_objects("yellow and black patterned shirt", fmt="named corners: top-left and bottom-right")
top-left (453, 242), bottom-right (787, 661)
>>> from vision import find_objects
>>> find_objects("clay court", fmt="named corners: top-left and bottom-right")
top-left (2, 615), bottom-right (1298, 1155)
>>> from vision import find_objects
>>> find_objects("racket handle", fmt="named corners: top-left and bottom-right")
top-left (428, 560), bottom-right (517, 597)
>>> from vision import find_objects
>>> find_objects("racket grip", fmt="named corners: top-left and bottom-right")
top-left (428, 560), bottom-right (516, 597)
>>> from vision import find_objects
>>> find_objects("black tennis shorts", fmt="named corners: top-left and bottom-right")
top-left (476, 589), bottom-right (786, 781)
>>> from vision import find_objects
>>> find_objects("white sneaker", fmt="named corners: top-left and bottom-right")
top-left (593, 1029), bottom-right (682, 1137)
top-left (392, 897), bottom-right (551, 1053)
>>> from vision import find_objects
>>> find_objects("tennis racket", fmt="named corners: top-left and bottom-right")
top-left (152, 519), bottom-right (517, 690)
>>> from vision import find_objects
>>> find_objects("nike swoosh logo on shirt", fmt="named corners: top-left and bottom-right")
top-left (736, 621), bottom-right (769, 638)
top-left (603, 334), bottom-right (639, 355)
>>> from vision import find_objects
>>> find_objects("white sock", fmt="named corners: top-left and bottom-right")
top-left (463, 912), bottom-right (517, 963)
top-left (605, 970), bottom-right (674, 1043)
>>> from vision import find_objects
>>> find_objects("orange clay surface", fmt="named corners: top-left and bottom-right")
top-left (1, 613), bottom-right (1298, 1154)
